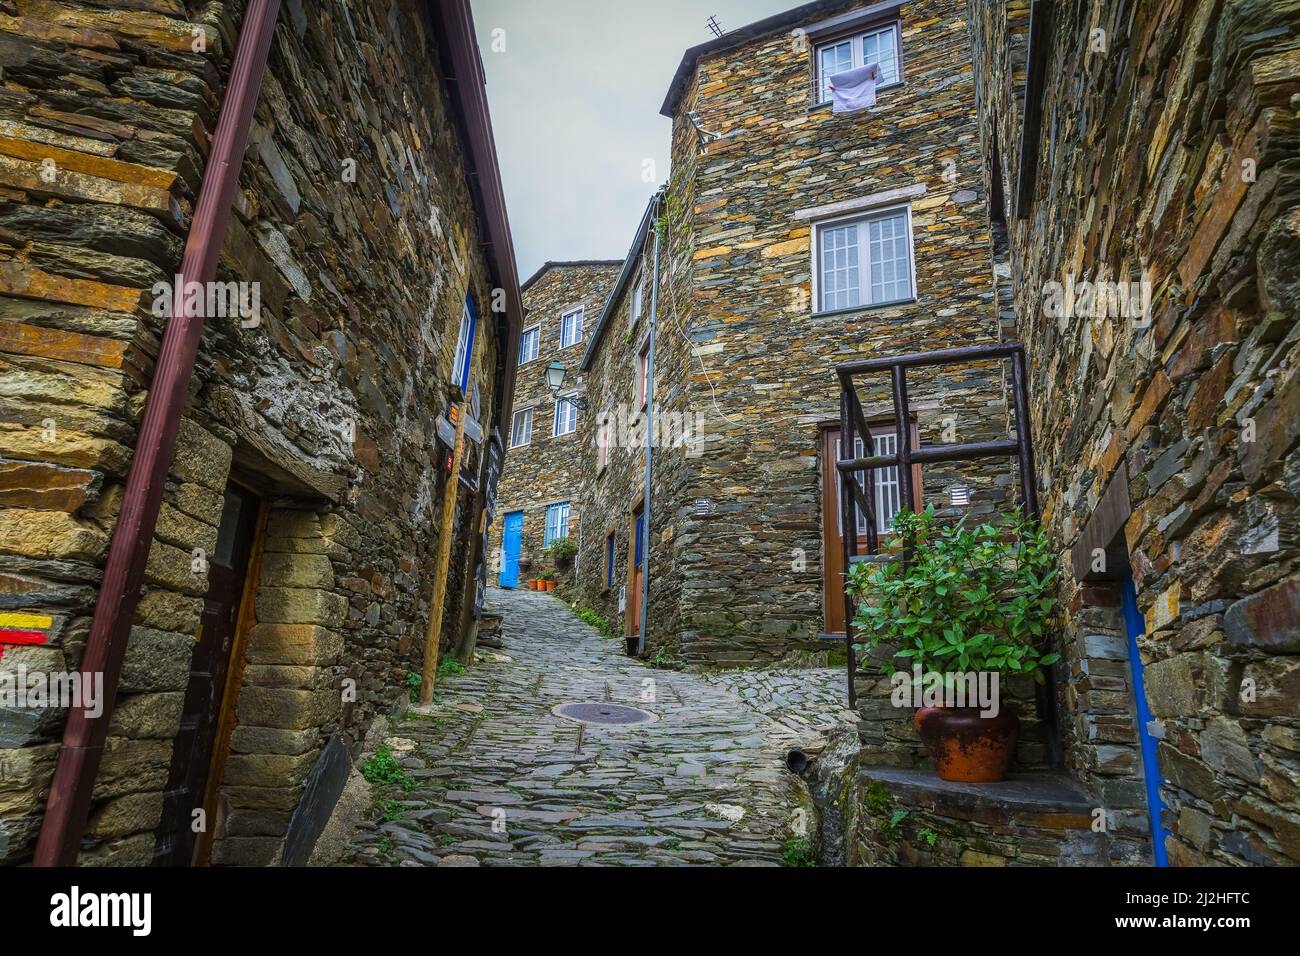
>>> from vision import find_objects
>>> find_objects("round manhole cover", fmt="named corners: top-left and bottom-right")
top-left (552, 702), bottom-right (658, 726)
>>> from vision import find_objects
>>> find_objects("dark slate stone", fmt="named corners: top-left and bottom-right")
top-left (1225, 579), bottom-right (1300, 653)
top-left (281, 734), bottom-right (351, 867)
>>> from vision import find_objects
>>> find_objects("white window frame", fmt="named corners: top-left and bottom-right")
top-left (815, 22), bottom-right (903, 105)
top-left (510, 407), bottom-right (533, 448)
top-left (597, 413), bottom-right (612, 471)
top-left (518, 323), bottom-right (540, 365)
top-left (636, 342), bottom-right (651, 410)
top-left (544, 501), bottom-right (571, 546)
top-left (812, 204), bottom-right (916, 314)
top-left (553, 395), bottom-right (579, 436)
top-left (559, 306), bottom-right (584, 350)
top-left (631, 276), bottom-right (645, 324)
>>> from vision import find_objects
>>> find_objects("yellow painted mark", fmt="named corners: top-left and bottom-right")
top-left (0, 612), bottom-right (52, 630)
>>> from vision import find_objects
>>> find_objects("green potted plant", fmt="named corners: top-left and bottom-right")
top-left (544, 537), bottom-right (577, 572)
top-left (847, 506), bottom-right (1059, 782)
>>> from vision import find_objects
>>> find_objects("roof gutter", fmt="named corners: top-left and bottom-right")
top-left (637, 194), bottom-right (665, 655)
top-left (580, 190), bottom-right (663, 372)
top-left (34, 0), bottom-right (283, 866)
top-left (431, 0), bottom-right (523, 426)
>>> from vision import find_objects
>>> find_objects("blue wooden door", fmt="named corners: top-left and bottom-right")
top-left (499, 511), bottom-right (523, 588)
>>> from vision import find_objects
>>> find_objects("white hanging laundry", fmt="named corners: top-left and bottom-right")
top-left (829, 63), bottom-right (882, 114)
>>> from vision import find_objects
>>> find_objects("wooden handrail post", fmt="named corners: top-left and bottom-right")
top-left (419, 399), bottom-right (467, 704)
top-left (419, 324), bottom-right (481, 705)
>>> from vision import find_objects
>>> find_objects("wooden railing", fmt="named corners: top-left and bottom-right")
top-left (835, 341), bottom-right (1060, 764)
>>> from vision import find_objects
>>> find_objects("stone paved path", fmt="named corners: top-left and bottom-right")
top-left (346, 587), bottom-right (855, 866)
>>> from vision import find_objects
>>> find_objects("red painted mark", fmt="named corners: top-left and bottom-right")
top-left (0, 630), bottom-right (47, 662)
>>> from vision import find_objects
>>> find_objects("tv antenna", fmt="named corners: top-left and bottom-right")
top-left (706, 15), bottom-right (723, 37)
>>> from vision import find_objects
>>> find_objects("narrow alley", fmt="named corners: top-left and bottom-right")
top-left (344, 589), bottom-right (853, 867)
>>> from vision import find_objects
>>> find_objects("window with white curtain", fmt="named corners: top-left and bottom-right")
top-left (559, 307), bottom-right (584, 349)
top-left (816, 206), bottom-right (915, 312)
top-left (518, 325), bottom-right (539, 365)
top-left (553, 397), bottom-right (578, 436)
top-left (816, 23), bottom-right (902, 103)
top-left (510, 408), bottom-right (532, 447)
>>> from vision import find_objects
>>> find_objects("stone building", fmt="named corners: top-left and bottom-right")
top-left (572, 196), bottom-right (663, 651)
top-left (574, 0), bottom-right (1011, 666)
top-left (570, 0), bottom-right (1300, 868)
top-left (0, 0), bottom-right (521, 866)
top-left (490, 261), bottom-right (620, 587)
top-left (963, 0), bottom-right (1300, 867)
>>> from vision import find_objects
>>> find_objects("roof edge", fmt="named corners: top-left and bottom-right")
top-left (659, 0), bottom-right (900, 117)
top-left (429, 0), bottom-right (524, 428)
top-left (580, 189), bottom-right (664, 372)
top-left (521, 259), bottom-right (625, 294)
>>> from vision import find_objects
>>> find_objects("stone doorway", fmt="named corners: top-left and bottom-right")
top-left (155, 481), bottom-right (265, 866)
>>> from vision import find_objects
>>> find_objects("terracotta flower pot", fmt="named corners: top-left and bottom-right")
top-left (528, 580), bottom-right (538, 591)
top-left (545, 580), bottom-right (556, 591)
top-left (914, 704), bottom-right (1019, 783)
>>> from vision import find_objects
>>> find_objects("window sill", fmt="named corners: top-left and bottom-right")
top-left (811, 297), bottom-right (917, 320)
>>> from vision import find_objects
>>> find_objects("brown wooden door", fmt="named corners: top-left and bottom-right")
top-left (821, 425), bottom-right (920, 634)
top-left (155, 482), bottom-right (261, 866)
top-left (626, 507), bottom-right (644, 647)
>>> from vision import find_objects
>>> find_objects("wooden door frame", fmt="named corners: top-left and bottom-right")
top-left (193, 476), bottom-right (268, 866)
top-left (624, 495), bottom-right (644, 638)
top-left (819, 420), bottom-right (922, 635)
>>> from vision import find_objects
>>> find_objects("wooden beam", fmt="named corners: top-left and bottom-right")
top-left (419, 324), bottom-right (481, 704)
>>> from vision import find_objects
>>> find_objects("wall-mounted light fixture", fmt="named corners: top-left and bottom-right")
top-left (545, 361), bottom-right (587, 410)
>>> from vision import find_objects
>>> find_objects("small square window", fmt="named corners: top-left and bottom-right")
top-left (510, 408), bottom-right (532, 447)
top-left (816, 23), bottom-right (901, 104)
top-left (519, 325), bottom-right (539, 365)
top-left (815, 206), bottom-right (914, 312)
top-left (553, 397), bottom-right (579, 436)
top-left (559, 307), bottom-right (584, 349)
top-left (631, 278), bottom-right (644, 323)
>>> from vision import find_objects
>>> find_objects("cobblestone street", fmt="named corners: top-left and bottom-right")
top-left (346, 588), bottom-right (855, 866)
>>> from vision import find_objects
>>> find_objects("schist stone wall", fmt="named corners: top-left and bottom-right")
top-left (654, 0), bottom-right (1010, 666)
top-left (572, 216), bottom-right (665, 641)
top-left (491, 262), bottom-right (619, 579)
top-left (0, 0), bottom-right (507, 865)
top-left (968, 0), bottom-right (1300, 865)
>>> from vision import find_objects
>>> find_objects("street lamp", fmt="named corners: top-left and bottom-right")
top-left (545, 361), bottom-right (567, 392)
top-left (545, 361), bottom-right (586, 410)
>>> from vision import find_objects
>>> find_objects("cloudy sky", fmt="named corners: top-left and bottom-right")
top-left (472, 0), bottom-right (793, 280)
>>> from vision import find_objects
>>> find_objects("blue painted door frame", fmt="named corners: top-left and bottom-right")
top-left (499, 511), bottom-right (523, 589)
top-left (1121, 577), bottom-right (1170, 866)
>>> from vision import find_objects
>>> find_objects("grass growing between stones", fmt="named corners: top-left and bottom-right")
top-left (360, 743), bottom-right (418, 792)
top-left (781, 837), bottom-right (817, 867)
top-left (577, 607), bottom-right (616, 637)
top-left (438, 658), bottom-right (468, 679)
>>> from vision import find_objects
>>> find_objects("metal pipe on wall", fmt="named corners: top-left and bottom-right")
top-left (34, 0), bottom-right (283, 867)
top-left (637, 192), bottom-right (664, 655)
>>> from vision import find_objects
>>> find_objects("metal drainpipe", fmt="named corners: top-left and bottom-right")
top-left (34, 0), bottom-right (282, 867)
top-left (637, 192), bottom-right (664, 656)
